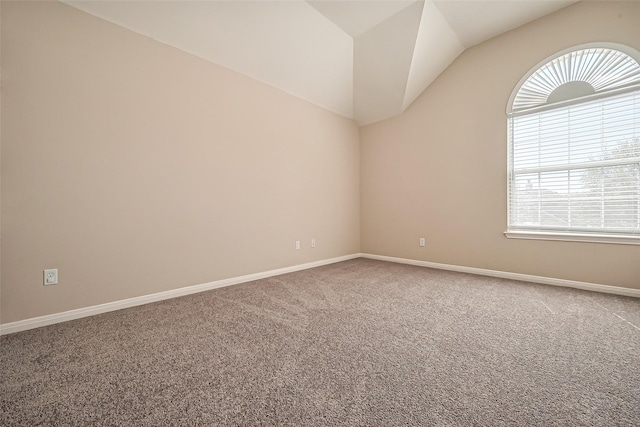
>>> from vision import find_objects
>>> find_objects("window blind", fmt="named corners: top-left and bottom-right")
top-left (508, 89), bottom-right (640, 236)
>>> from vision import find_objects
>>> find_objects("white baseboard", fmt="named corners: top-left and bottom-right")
top-left (361, 253), bottom-right (640, 298)
top-left (0, 254), bottom-right (360, 336)
top-left (4, 252), bottom-right (637, 335)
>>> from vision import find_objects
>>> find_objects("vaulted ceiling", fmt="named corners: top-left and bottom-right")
top-left (63, 0), bottom-right (578, 125)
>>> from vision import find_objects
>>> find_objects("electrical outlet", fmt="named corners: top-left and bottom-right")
top-left (295, 240), bottom-right (301, 250)
top-left (419, 238), bottom-right (425, 247)
top-left (311, 239), bottom-right (316, 248)
top-left (44, 269), bottom-right (58, 286)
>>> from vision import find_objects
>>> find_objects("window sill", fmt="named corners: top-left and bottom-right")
top-left (504, 230), bottom-right (640, 246)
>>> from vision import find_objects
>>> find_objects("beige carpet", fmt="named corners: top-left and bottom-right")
top-left (1, 258), bottom-right (639, 426)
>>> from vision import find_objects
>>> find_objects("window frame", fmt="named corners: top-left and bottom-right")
top-left (505, 43), bottom-right (640, 245)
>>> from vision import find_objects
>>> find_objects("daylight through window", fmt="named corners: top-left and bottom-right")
top-left (506, 45), bottom-right (640, 244)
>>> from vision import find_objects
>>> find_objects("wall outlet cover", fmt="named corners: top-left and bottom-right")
top-left (44, 269), bottom-right (58, 286)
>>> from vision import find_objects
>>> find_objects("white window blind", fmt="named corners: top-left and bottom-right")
top-left (507, 45), bottom-right (640, 243)
top-left (508, 89), bottom-right (640, 236)
top-left (512, 48), bottom-right (640, 111)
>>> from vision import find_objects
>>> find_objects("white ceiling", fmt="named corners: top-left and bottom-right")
top-left (63, 0), bottom-right (578, 125)
top-left (308, 1), bottom-right (416, 38)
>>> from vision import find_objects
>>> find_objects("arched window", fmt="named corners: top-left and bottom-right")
top-left (506, 44), bottom-right (640, 244)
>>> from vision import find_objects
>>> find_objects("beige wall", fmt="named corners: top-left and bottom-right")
top-left (3, 1), bottom-right (640, 326)
top-left (361, 1), bottom-right (640, 289)
top-left (0, 1), bottom-right (360, 323)
top-left (0, 2), bottom-right (3, 320)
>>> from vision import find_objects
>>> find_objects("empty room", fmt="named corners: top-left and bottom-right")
top-left (1, 0), bottom-right (639, 425)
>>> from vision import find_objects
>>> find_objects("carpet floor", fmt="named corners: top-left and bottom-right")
top-left (1, 258), bottom-right (639, 426)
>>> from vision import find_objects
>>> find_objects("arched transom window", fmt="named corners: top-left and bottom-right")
top-left (506, 44), bottom-right (640, 244)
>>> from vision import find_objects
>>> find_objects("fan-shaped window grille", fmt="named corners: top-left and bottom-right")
top-left (506, 44), bottom-right (640, 244)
